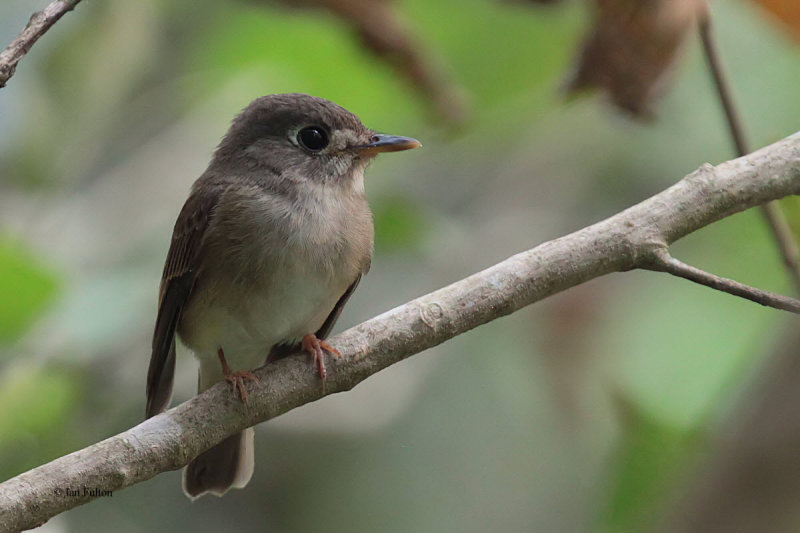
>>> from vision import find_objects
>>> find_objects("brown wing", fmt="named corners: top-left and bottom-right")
top-left (145, 187), bottom-right (220, 418)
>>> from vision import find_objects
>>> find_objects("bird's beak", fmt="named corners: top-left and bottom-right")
top-left (353, 134), bottom-right (422, 155)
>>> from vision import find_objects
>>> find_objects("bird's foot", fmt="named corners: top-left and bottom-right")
top-left (301, 334), bottom-right (341, 380)
top-left (217, 348), bottom-right (259, 404)
top-left (224, 370), bottom-right (259, 404)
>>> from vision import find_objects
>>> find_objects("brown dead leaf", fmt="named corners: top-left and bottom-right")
top-left (565, 0), bottom-right (706, 118)
top-left (749, 0), bottom-right (800, 42)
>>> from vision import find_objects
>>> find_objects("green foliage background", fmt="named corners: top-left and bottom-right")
top-left (0, 0), bottom-right (798, 531)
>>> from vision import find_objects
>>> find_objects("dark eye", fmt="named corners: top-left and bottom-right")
top-left (297, 126), bottom-right (329, 152)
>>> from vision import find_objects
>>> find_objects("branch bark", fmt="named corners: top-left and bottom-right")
top-left (1, 133), bottom-right (799, 532)
top-left (0, 0), bottom-right (83, 89)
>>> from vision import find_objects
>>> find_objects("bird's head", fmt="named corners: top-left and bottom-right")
top-left (213, 93), bottom-right (420, 191)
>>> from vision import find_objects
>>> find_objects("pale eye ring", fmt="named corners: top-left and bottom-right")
top-left (297, 126), bottom-right (329, 152)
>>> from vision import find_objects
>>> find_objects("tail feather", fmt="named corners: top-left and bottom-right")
top-left (183, 427), bottom-right (255, 500)
top-left (183, 363), bottom-right (255, 499)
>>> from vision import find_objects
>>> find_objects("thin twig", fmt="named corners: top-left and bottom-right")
top-left (0, 0), bottom-right (84, 88)
top-left (643, 248), bottom-right (800, 314)
top-left (697, 14), bottom-right (747, 155)
top-left (0, 133), bottom-right (799, 532)
top-left (698, 12), bottom-right (800, 292)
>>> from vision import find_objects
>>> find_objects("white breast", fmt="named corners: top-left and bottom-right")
top-left (178, 178), bottom-right (369, 382)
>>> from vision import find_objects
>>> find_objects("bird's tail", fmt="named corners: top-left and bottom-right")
top-left (183, 362), bottom-right (255, 500)
top-left (183, 427), bottom-right (255, 500)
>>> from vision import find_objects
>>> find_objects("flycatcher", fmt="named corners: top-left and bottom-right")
top-left (145, 93), bottom-right (420, 499)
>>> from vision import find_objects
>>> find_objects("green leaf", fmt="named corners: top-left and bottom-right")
top-left (600, 396), bottom-right (702, 532)
top-left (0, 364), bottom-right (81, 463)
top-left (0, 237), bottom-right (60, 344)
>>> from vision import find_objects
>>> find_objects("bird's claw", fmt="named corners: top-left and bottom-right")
top-left (224, 370), bottom-right (259, 404)
top-left (301, 334), bottom-right (341, 380)
top-left (217, 348), bottom-right (259, 404)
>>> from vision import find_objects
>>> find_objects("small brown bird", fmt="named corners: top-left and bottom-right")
top-left (145, 93), bottom-right (420, 499)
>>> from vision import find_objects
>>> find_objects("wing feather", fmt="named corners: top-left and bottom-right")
top-left (145, 188), bottom-right (220, 418)
top-left (315, 274), bottom-right (361, 340)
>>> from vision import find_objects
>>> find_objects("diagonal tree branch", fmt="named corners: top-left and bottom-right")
top-left (0, 132), bottom-right (799, 532)
top-left (0, 0), bottom-right (84, 89)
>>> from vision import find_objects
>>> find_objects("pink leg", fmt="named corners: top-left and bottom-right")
top-left (217, 348), bottom-right (259, 404)
top-left (301, 334), bottom-right (341, 380)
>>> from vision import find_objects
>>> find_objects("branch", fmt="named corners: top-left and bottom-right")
top-left (0, 0), bottom-right (83, 89)
top-left (642, 249), bottom-right (800, 313)
top-left (1, 133), bottom-right (799, 531)
top-left (698, 12), bottom-right (800, 292)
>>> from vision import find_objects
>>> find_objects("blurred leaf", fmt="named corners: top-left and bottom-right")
top-left (373, 197), bottom-right (428, 253)
top-left (601, 394), bottom-right (701, 532)
top-left (407, 0), bottom-right (578, 112)
top-left (188, 5), bottom-right (426, 133)
top-left (778, 196), bottom-right (800, 243)
top-left (0, 236), bottom-right (60, 345)
top-left (565, 0), bottom-right (705, 118)
top-left (271, 0), bottom-right (469, 125)
top-left (513, 0), bottom-right (565, 5)
top-left (0, 363), bottom-right (81, 476)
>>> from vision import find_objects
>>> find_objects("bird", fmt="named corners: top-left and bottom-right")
top-left (144, 93), bottom-right (420, 499)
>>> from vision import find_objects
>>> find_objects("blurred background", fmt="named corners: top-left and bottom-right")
top-left (1, 0), bottom-right (799, 531)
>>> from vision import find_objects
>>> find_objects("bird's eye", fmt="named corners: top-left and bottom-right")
top-left (297, 126), bottom-right (329, 152)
